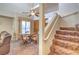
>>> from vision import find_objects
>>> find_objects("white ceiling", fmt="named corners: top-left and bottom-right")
top-left (0, 3), bottom-right (58, 13)
top-left (0, 3), bottom-right (36, 13)
top-left (58, 3), bottom-right (79, 17)
top-left (0, 3), bottom-right (38, 17)
top-left (34, 3), bottom-right (58, 13)
top-left (44, 3), bottom-right (58, 13)
top-left (1, 3), bottom-right (79, 17)
top-left (0, 3), bottom-right (58, 17)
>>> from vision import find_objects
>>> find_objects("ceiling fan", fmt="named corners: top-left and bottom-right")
top-left (22, 10), bottom-right (39, 17)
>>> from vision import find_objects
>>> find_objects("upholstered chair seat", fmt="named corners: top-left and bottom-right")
top-left (0, 31), bottom-right (11, 55)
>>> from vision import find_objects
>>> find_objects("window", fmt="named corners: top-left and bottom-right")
top-left (22, 21), bottom-right (30, 34)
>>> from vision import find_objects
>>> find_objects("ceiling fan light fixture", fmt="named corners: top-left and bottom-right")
top-left (31, 11), bottom-right (35, 16)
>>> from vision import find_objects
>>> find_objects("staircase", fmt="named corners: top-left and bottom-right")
top-left (49, 27), bottom-right (79, 55)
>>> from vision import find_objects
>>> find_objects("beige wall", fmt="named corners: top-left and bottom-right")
top-left (58, 3), bottom-right (79, 27)
top-left (0, 15), bottom-right (21, 41)
top-left (59, 12), bottom-right (79, 27)
top-left (0, 16), bottom-right (13, 35)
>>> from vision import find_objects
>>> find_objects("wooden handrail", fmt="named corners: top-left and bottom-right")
top-left (44, 13), bottom-right (57, 36)
top-left (44, 13), bottom-right (60, 40)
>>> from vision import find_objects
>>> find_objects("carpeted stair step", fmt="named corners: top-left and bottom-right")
top-left (49, 26), bottom-right (79, 55)
top-left (56, 30), bottom-right (79, 36)
top-left (48, 52), bottom-right (54, 55)
top-left (53, 39), bottom-right (79, 51)
top-left (55, 34), bottom-right (79, 43)
top-left (53, 45), bottom-right (79, 55)
top-left (60, 27), bottom-right (76, 31)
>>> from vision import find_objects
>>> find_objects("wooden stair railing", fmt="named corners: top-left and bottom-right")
top-left (44, 13), bottom-right (60, 40)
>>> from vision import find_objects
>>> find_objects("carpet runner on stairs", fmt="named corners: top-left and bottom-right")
top-left (49, 27), bottom-right (79, 55)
